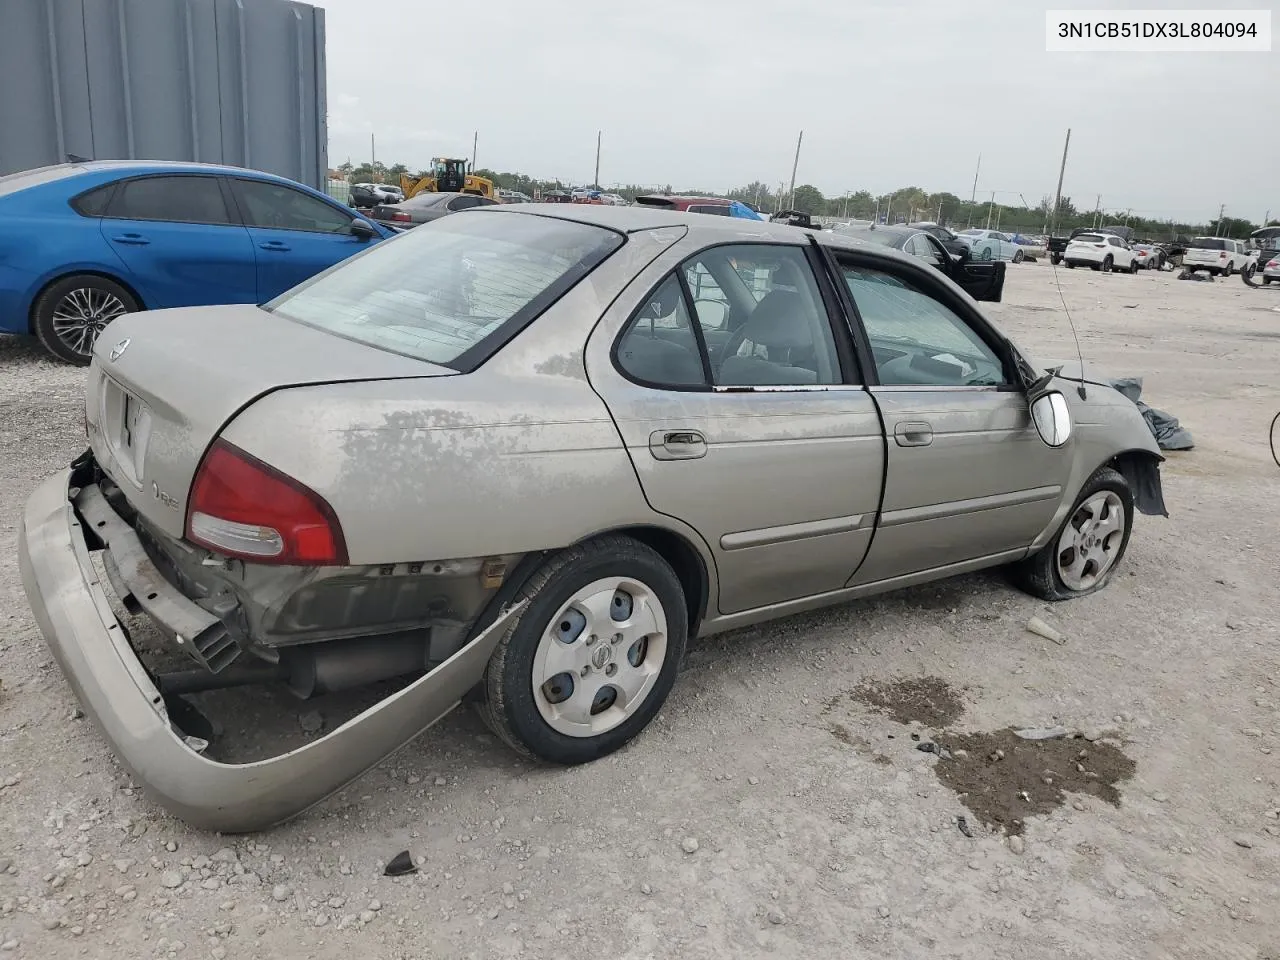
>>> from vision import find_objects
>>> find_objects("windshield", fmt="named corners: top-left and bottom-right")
top-left (268, 212), bottom-right (624, 368)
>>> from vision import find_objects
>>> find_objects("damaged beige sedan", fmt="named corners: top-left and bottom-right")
top-left (20, 205), bottom-right (1167, 831)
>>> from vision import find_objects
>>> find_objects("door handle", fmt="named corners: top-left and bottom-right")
top-left (893, 421), bottom-right (933, 447)
top-left (111, 233), bottom-right (150, 246)
top-left (258, 241), bottom-right (291, 251)
top-left (649, 429), bottom-right (707, 460)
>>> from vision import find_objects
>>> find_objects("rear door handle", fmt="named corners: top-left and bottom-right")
top-left (649, 429), bottom-right (707, 460)
top-left (111, 233), bottom-right (150, 246)
top-left (259, 241), bottom-right (291, 252)
top-left (893, 421), bottom-right (933, 447)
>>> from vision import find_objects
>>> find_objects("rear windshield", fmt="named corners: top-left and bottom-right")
top-left (634, 196), bottom-right (676, 208)
top-left (267, 212), bottom-right (624, 369)
top-left (1072, 233), bottom-right (1105, 243)
top-left (1189, 237), bottom-right (1226, 250)
top-left (400, 193), bottom-right (450, 208)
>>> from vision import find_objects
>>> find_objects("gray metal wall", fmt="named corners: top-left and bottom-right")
top-left (0, 0), bottom-right (328, 189)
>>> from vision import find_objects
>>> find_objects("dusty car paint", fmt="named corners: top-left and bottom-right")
top-left (19, 467), bottom-right (525, 833)
top-left (20, 205), bottom-right (1166, 830)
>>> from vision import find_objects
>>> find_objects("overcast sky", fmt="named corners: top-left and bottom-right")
top-left (319, 0), bottom-right (1277, 223)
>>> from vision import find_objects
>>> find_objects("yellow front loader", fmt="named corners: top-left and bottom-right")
top-left (399, 158), bottom-right (496, 201)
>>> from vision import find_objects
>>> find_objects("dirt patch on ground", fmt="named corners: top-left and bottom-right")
top-left (931, 729), bottom-right (1137, 837)
top-left (848, 676), bottom-right (966, 728)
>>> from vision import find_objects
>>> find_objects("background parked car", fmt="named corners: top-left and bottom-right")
top-left (955, 229), bottom-right (1025, 262)
top-left (1064, 232), bottom-right (1139, 272)
top-left (0, 161), bottom-right (391, 364)
top-left (908, 222), bottom-right (972, 259)
top-left (370, 191), bottom-right (498, 228)
top-left (1182, 237), bottom-right (1251, 277)
top-left (349, 183), bottom-right (401, 208)
top-left (1132, 243), bottom-right (1166, 270)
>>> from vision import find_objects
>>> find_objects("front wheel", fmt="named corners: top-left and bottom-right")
top-left (1013, 249), bottom-right (1025, 264)
top-left (1065, 260), bottom-right (1076, 269)
top-left (478, 535), bottom-right (688, 764)
top-left (1012, 466), bottom-right (1134, 601)
top-left (33, 274), bottom-right (140, 366)
top-left (1129, 258), bottom-right (1140, 274)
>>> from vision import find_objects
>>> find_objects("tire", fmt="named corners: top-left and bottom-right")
top-left (1129, 258), bottom-right (1139, 274)
top-left (1101, 255), bottom-right (1113, 273)
top-left (980, 246), bottom-right (993, 261)
top-left (1223, 261), bottom-right (1234, 277)
top-left (1012, 466), bottom-right (1134, 602)
top-left (478, 535), bottom-right (688, 764)
top-left (1050, 253), bottom-right (1062, 266)
top-left (1264, 276), bottom-right (1274, 285)
top-left (1065, 260), bottom-right (1075, 269)
top-left (1013, 249), bottom-right (1025, 264)
top-left (33, 274), bottom-right (140, 366)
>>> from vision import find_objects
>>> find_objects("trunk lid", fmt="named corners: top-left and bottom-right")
top-left (86, 304), bottom-right (452, 538)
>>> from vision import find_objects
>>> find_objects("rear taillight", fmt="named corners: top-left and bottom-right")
top-left (186, 440), bottom-right (347, 565)
top-left (391, 211), bottom-right (412, 222)
top-left (1220, 252), bottom-right (1228, 258)
top-left (1268, 259), bottom-right (1279, 269)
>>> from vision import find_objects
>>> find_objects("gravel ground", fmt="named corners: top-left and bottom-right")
top-left (1, 264), bottom-right (1278, 960)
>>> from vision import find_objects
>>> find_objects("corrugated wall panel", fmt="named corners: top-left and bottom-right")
top-left (0, 0), bottom-right (326, 188)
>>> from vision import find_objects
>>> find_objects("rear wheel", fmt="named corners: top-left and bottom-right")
top-left (1051, 253), bottom-right (1063, 265)
top-left (1065, 261), bottom-right (1076, 269)
top-left (980, 246), bottom-right (993, 261)
top-left (478, 535), bottom-right (688, 764)
top-left (33, 274), bottom-right (139, 366)
top-left (1101, 255), bottom-right (1113, 273)
top-left (1129, 258), bottom-right (1140, 274)
top-left (1012, 466), bottom-right (1134, 601)
top-left (1223, 261), bottom-right (1234, 277)
top-left (1013, 249), bottom-right (1025, 264)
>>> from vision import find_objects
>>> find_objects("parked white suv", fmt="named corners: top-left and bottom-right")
top-left (1064, 232), bottom-right (1139, 273)
top-left (1183, 237), bottom-right (1251, 277)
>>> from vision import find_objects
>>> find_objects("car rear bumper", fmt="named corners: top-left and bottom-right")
top-left (19, 468), bottom-right (522, 833)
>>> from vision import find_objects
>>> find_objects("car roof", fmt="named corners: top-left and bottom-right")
top-left (485, 203), bottom-right (926, 265)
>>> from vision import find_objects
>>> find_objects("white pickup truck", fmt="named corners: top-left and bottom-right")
top-left (1182, 237), bottom-right (1254, 277)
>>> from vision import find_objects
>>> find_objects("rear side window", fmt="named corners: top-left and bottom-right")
top-left (107, 176), bottom-right (232, 225)
top-left (71, 184), bottom-right (114, 217)
top-left (267, 212), bottom-right (623, 369)
top-left (231, 178), bottom-right (353, 234)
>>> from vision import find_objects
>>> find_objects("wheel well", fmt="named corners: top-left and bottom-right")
top-left (27, 271), bottom-right (146, 334)
top-left (611, 526), bottom-right (709, 637)
top-left (1106, 449), bottom-right (1168, 518)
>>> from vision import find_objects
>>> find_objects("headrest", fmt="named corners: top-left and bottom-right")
top-left (739, 291), bottom-right (810, 349)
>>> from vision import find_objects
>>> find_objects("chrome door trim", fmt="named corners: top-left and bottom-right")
top-left (720, 513), bottom-right (869, 551)
top-left (879, 484), bottom-right (1062, 527)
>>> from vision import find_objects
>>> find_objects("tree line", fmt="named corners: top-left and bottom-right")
top-left (335, 161), bottom-right (1274, 241)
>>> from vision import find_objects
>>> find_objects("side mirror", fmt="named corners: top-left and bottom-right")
top-left (1030, 391), bottom-right (1072, 447)
top-left (350, 218), bottom-right (377, 240)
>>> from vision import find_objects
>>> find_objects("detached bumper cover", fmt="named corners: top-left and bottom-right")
top-left (18, 469), bottom-right (521, 833)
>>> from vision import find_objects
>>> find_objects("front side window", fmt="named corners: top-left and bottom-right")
top-left (269, 212), bottom-right (623, 368)
top-left (107, 176), bottom-right (232, 225)
top-left (232, 178), bottom-right (353, 233)
top-left (839, 261), bottom-right (1006, 387)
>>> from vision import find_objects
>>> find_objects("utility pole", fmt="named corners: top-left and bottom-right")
top-left (969, 153), bottom-right (981, 205)
top-left (985, 190), bottom-right (995, 229)
top-left (787, 131), bottom-right (804, 209)
top-left (471, 131), bottom-right (478, 169)
top-left (370, 132), bottom-right (377, 182)
top-left (1050, 128), bottom-right (1070, 237)
top-left (873, 198), bottom-right (880, 223)
top-left (594, 131), bottom-right (602, 188)
top-left (937, 198), bottom-right (943, 224)
top-left (1123, 207), bottom-right (1132, 226)
top-left (1215, 203), bottom-right (1226, 234)
top-left (777, 181), bottom-right (786, 215)
top-left (1093, 194), bottom-right (1101, 228)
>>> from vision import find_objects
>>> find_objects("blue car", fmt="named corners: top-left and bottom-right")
top-left (0, 161), bottom-right (393, 364)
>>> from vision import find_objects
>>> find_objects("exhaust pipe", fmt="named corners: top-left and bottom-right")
top-left (282, 633), bottom-right (431, 699)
